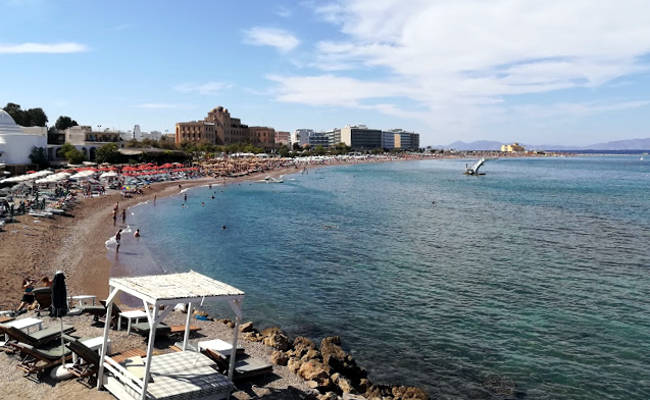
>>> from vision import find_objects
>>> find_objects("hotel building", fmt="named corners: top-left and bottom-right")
top-left (175, 121), bottom-right (216, 145)
top-left (340, 125), bottom-right (383, 149)
top-left (249, 126), bottom-right (276, 147)
top-left (275, 131), bottom-right (290, 146)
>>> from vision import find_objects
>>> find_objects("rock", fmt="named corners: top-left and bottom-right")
top-left (295, 336), bottom-right (317, 351)
top-left (232, 391), bottom-right (252, 400)
top-left (299, 360), bottom-right (330, 381)
top-left (239, 321), bottom-right (254, 332)
top-left (357, 378), bottom-right (371, 394)
top-left (271, 350), bottom-right (289, 366)
top-left (264, 332), bottom-right (291, 351)
top-left (320, 338), bottom-right (347, 370)
top-left (391, 386), bottom-right (428, 400)
top-left (318, 392), bottom-right (338, 400)
top-left (337, 376), bottom-right (355, 394)
top-left (251, 385), bottom-right (273, 397)
top-left (288, 357), bottom-right (303, 374)
top-left (261, 326), bottom-right (283, 337)
top-left (300, 348), bottom-right (321, 362)
top-left (343, 394), bottom-right (367, 400)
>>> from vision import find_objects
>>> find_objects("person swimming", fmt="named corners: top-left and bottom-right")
top-left (222, 225), bottom-right (227, 230)
top-left (134, 228), bottom-right (140, 238)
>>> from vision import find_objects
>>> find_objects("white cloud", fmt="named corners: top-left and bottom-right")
top-left (243, 27), bottom-right (300, 53)
top-left (0, 42), bottom-right (88, 54)
top-left (174, 81), bottom-right (231, 95)
top-left (275, 6), bottom-right (292, 18)
top-left (273, 0), bottom-right (650, 139)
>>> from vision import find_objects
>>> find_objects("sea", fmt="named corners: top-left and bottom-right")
top-left (114, 155), bottom-right (650, 400)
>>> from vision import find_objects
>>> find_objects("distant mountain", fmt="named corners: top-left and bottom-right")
top-left (442, 138), bottom-right (650, 151)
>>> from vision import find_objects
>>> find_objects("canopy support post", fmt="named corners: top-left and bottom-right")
top-left (182, 302), bottom-right (192, 351)
top-left (141, 302), bottom-right (158, 400)
top-left (227, 298), bottom-right (243, 380)
top-left (97, 286), bottom-right (118, 390)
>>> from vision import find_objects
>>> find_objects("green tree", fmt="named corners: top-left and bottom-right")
top-left (28, 146), bottom-right (49, 168)
top-left (3, 103), bottom-right (48, 126)
top-left (96, 143), bottom-right (121, 164)
top-left (26, 108), bottom-right (48, 127)
top-left (59, 143), bottom-right (85, 164)
top-left (314, 145), bottom-right (326, 156)
top-left (277, 145), bottom-right (290, 157)
top-left (54, 115), bottom-right (78, 131)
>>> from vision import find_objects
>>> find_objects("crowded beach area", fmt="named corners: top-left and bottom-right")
top-left (0, 153), bottom-right (437, 400)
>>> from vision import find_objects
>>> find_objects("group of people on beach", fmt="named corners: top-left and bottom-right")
top-left (16, 276), bottom-right (52, 313)
top-left (111, 201), bottom-right (140, 253)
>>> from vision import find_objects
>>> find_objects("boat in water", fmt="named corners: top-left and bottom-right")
top-left (464, 158), bottom-right (487, 175)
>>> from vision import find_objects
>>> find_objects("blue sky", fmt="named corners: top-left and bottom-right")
top-left (1, 0), bottom-right (650, 146)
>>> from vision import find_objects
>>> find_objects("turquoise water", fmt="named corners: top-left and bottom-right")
top-left (124, 156), bottom-right (650, 399)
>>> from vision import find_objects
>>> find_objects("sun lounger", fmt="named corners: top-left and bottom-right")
top-left (65, 339), bottom-right (101, 386)
top-left (203, 349), bottom-right (273, 381)
top-left (31, 287), bottom-right (52, 314)
top-left (9, 341), bottom-right (72, 380)
top-left (1, 324), bottom-right (75, 347)
top-left (169, 324), bottom-right (201, 335)
top-left (130, 321), bottom-right (172, 337)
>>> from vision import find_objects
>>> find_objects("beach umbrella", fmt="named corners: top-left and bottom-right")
top-left (50, 271), bottom-right (72, 380)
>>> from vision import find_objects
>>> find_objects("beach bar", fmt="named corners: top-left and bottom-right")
top-left (97, 271), bottom-right (245, 400)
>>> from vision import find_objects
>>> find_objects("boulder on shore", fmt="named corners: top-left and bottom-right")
top-left (264, 332), bottom-right (291, 351)
top-left (271, 350), bottom-right (289, 366)
top-left (288, 357), bottom-right (303, 374)
top-left (239, 321), bottom-right (254, 333)
top-left (391, 386), bottom-right (428, 400)
top-left (299, 360), bottom-right (330, 381)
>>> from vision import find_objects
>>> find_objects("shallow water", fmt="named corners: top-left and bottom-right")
top-left (121, 156), bottom-right (650, 399)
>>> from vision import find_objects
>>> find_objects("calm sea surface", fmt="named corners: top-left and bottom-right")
top-left (121, 156), bottom-right (650, 399)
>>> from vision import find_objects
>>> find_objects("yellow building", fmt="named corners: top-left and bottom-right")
top-left (501, 142), bottom-right (525, 152)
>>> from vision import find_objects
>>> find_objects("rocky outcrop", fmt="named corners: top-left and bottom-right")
top-left (234, 321), bottom-right (428, 400)
top-left (271, 350), bottom-right (289, 366)
top-left (239, 321), bottom-right (254, 333)
top-left (299, 360), bottom-right (330, 381)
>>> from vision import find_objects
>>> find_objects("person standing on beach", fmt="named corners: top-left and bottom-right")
top-left (122, 208), bottom-right (126, 224)
top-left (184, 193), bottom-right (187, 202)
top-left (115, 229), bottom-right (122, 252)
top-left (114, 201), bottom-right (119, 213)
top-left (112, 209), bottom-right (117, 226)
top-left (153, 194), bottom-right (157, 206)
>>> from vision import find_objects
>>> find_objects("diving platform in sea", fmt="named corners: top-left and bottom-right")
top-left (464, 158), bottom-right (486, 175)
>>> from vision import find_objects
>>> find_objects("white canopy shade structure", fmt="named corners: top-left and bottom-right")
top-left (70, 170), bottom-right (95, 180)
top-left (99, 171), bottom-right (118, 179)
top-left (35, 172), bottom-right (71, 184)
top-left (0, 169), bottom-right (52, 183)
top-left (97, 271), bottom-right (244, 400)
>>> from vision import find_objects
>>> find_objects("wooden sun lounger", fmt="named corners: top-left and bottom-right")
top-left (9, 342), bottom-right (72, 381)
top-left (0, 316), bottom-right (15, 324)
top-left (1, 324), bottom-right (75, 347)
top-left (203, 349), bottom-right (273, 381)
top-left (66, 340), bottom-right (102, 386)
top-left (169, 325), bottom-right (201, 335)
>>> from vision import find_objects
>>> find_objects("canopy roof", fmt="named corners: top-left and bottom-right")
top-left (109, 271), bottom-right (244, 305)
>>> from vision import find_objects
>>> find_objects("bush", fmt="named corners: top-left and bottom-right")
top-left (29, 146), bottom-right (49, 168)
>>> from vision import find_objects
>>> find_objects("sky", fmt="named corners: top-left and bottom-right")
top-left (1, 0), bottom-right (650, 146)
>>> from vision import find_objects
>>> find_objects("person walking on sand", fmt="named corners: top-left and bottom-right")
top-left (113, 201), bottom-right (119, 213)
top-left (122, 208), bottom-right (126, 223)
top-left (115, 229), bottom-right (122, 252)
